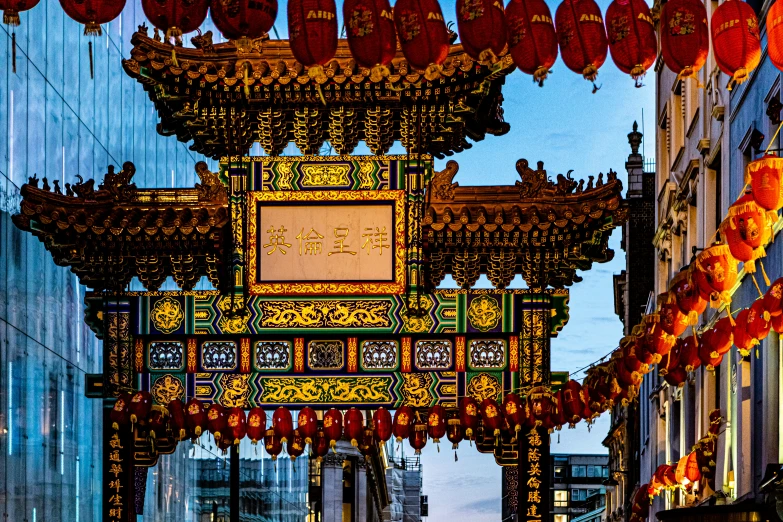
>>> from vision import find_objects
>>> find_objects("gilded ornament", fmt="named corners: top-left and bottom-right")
top-left (467, 295), bottom-right (502, 332)
top-left (399, 373), bottom-right (435, 407)
top-left (217, 296), bottom-right (249, 334)
top-left (466, 372), bottom-right (501, 401)
top-left (218, 374), bottom-right (251, 407)
top-left (300, 165), bottom-right (350, 186)
top-left (259, 300), bottom-right (393, 329)
top-left (258, 376), bottom-right (392, 403)
top-left (150, 374), bottom-right (185, 404)
top-left (150, 297), bottom-right (184, 334)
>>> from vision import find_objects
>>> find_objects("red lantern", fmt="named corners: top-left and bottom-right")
top-left (643, 315), bottom-right (676, 357)
top-left (147, 407), bottom-right (168, 440)
top-left (297, 407), bottom-right (318, 445)
top-left (288, 0), bottom-right (338, 79)
top-left (702, 316), bottom-right (734, 356)
top-left (672, 269), bottom-right (708, 325)
top-left (426, 405), bottom-right (446, 443)
top-left (392, 406), bottom-right (413, 442)
top-left (0, 0), bottom-right (39, 25)
top-left (631, 484), bottom-right (651, 517)
top-left (505, 0), bottom-right (558, 85)
top-left (227, 407), bottom-right (247, 445)
top-left (711, 0), bottom-right (761, 86)
top-left (247, 407), bottom-right (267, 444)
top-left (695, 245), bottom-right (739, 307)
top-left (456, 0), bottom-right (507, 62)
top-left (747, 299), bottom-right (771, 341)
top-left (659, 297), bottom-right (689, 337)
top-left (288, 430), bottom-right (306, 461)
top-left (264, 429), bottom-right (283, 460)
top-left (605, 0), bottom-right (657, 85)
top-left (555, 0), bottom-right (608, 82)
top-left (207, 404), bottom-right (228, 442)
top-left (129, 391), bottom-right (153, 425)
top-left (708, 409), bottom-right (723, 435)
top-left (659, 340), bottom-right (681, 377)
top-left (680, 334), bottom-right (702, 372)
top-left (550, 390), bottom-right (569, 429)
top-left (503, 393), bottom-right (526, 435)
top-left (613, 357), bottom-right (642, 390)
top-left (579, 384), bottom-right (597, 422)
top-left (185, 398), bottom-right (207, 438)
top-left (480, 398), bottom-right (503, 436)
top-left (168, 398), bottom-right (187, 441)
top-left (773, 312), bottom-right (783, 334)
top-left (216, 435), bottom-right (233, 454)
top-left (344, 0), bottom-right (396, 79)
top-left (359, 427), bottom-right (378, 457)
top-left (373, 407), bottom-right (393, 442)
top-left (733, 308), bottom-right (757, 356)
top-left (394, 0), bottom-right (449, 72)
top-left (621, 337), bottom-right (648, 374)
top-left (410, 423), bottom-right (428, 454)
top-left (141, 0), bottom-right (210, 42)
top-left (324, 408), bottom-right (343, 449)
top-left (59, 0), bottom-right (125, 36)
top-left (720, 193), bottom-right (771, 275)
top-left (685, 451), bottom-right (702, 483)
top-left (659, 0), bottom-right (709, 79)
top-left (273, 407), bottom-right (294, 443)
top-left (459, 397), bottom-right (480, 438)
top-left (110, 393), bottom-right (132, 431)
top-left (699, 339), bottom-right (724, 371)
top-left (211, 0), bottom-right (278, 42)
top-left (344, 408), bottom-right (364, 447)
top-left (447, 417), bottom-right (463, 449)
top-left (746, 153), bottom-right (783, 211)
top-left (561, 379), bottom-right (584, 427)
top-left (312, 430), bottom-right (330, 460)
top-left (764, 277), bottom-right (783, 317)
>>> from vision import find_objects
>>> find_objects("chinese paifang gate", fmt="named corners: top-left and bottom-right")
top-left (12, 28), bottom-right (628, 522)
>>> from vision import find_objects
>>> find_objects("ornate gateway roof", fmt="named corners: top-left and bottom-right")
top-left (122, 27), bottom-right (514, 159)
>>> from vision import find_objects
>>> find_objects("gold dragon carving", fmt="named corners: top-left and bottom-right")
top-left (219, 374), bottom-right (251, 407)
top-left (467, 373), bottom-right (501, 401)
top-left (150, 297), bottom-right (184, 334)
top-left (259, 300), bottom-right (392, 328)
top-left (399, 373), bottom-right (435, 407)
top-left (258, 377), bottom-right (392, 403)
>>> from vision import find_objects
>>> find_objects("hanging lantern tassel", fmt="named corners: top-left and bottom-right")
top-left (760, 259), bottom-right (771, 286)
top-left (165, 28), bottom-right (182, 68)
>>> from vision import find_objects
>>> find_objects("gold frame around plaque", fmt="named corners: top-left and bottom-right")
top-left (246, 190), bottom-right (406, 295)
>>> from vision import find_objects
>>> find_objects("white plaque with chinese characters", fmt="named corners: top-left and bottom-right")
top-left (247, 191), bottom-right (406, 295)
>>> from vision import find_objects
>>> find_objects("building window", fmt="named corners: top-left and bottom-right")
top-left (572, 465), bottom-right (587, 478)
top-left (554, 465), bottom-right (566, 479)
top-left (572, 489), bottom-right (587, 502)
top-left (554, 515), bottom-right (569, 522)
top-left (554, 490), bottom-right (568, 507)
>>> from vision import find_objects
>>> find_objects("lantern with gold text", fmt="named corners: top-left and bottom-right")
top-left (312, 431), bottom-right (330, 460)
top-left (659, 0), bottom-right (708, 79)
top-left (427, 405), bottom-right (447, 444)
top-left (60, 0), bottom-right (125, 36)
top-left (561, 379), bottom-right (584, 427)
top-left (110, 393), bottom-right (132, 431)
top-left (505, 0), bottom-right (558, 85)
top-left (129, 391), bottom-right (153, 426)
top-left (459, 397), bottom-right (480, 438)
top-left (185, 398), bottom-right (207, 438)
top-left (344, 0), bottom-right (396, 80)
top-left (359, 427), bottom-right (378, 457)
top-left (288, 0), bottom-right (338, 82)
top-left (323, 408), bottom-right (343, 449)
top-left (394, 0), bottom-right (450, 74)
top-left (659, 296), bottom-right (689, 336)
top-left (264, 429), bottom-right (283, 460)
top-left (503, 393), bottom-right (526, 436)
top-left (764, 277), bottom-right (783, 317)
top-left (621, 336), bottom-right (649, 374)
top-left (555, 0), bottom-right (608, 83)
top-left (168, 398), bottom-right (187, 441)
top-left (720, 193), bottom-right (771, 278)
top-left (141, 0), bottom-right (210, 43)
top-left (373, 407), bottom-right (393, 442)
top-left (747, 299), bottom-right (772, 341)
top-left (297, 407), bottom-right (318, 445)
top-left (288, 430), bottom-right (306, 461)
top-left (0, 0), bottom-right (40, 26)
top-left (643, 315), bottom-right (676, 358)
top-left (695, 244), bottom-right (739, 307)
top-left (529, 385), bottom-right (556, 427)
top-left (456, 0), bottom-right (507, 63)
top-left (680, 334), bottom-right (702, 372)
top-left (273, 406), bottom-right (294, 444)
top-left (211, 0), bottom-right (278, 46)
top-left (769, 0), bottom-right (783, 70)
top-left (672, 269), bottom-right (708, 325)
top-left (580, 383), bottom-right (597, 422)
top-left (227, 407), bottom-right (247, 445)
top-left (746, 153), bottom-right (783, 211)
top-left (393, 405), bottom-right (413, 442)
top-left (410, 423), bottom-right (428, 454)
top-left (480, 398), bottom-right (503, 436)
top-left (344, 408), bottom-right (364, 447)
top-left (551, 390), bottom-right (570, 427)
top-left (733, 308), bottom-right (757, 357)
top-left (613, 357), bottom-right (642, 392)
top-left (247, 407), bottom-right (267, 444)
top-left (605, 0), bottom-right (657, 86)
top-left (710, 0), bottom-right (761, 87)
top-left (635, 336), bottom-right (657, 366)
top-left (447, 417), bottom-right (463, 450)
top-left (207, 404), bottom-right (229, 442)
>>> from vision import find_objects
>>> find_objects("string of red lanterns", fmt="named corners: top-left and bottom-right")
top-left (6, 0), bottom-right (777, 88)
